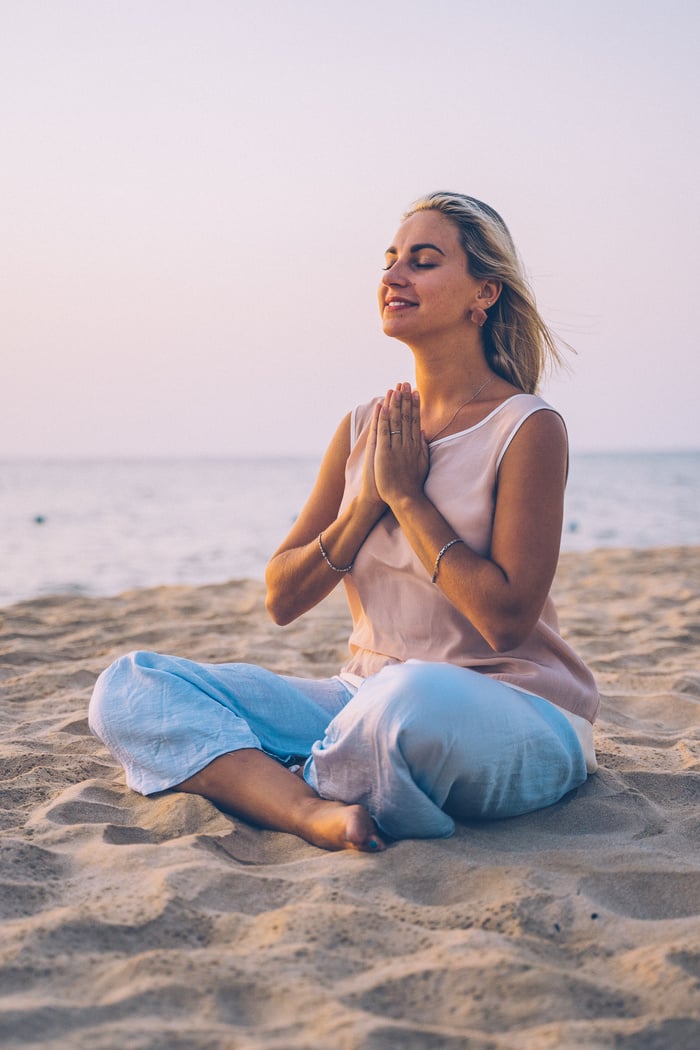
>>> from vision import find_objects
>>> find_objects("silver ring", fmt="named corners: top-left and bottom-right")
top-left (389, 430), bottom-right (401, 435)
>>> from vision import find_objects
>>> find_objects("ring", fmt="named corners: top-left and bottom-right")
top-left (389, 429), bottom-right (401, 435)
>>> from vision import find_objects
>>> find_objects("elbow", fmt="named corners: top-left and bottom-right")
top-left (486, 628), bottom-right (528, 654)
top-left (264, 564), bottom-right (290, 626)
top-left (482, 608), bottom-right (539, 654)
top-left (264, 563), bottom-right (301, 626)
top-left (264, 583), bottom-right (295, 627)
top-left (265, 595), bottom-right (295, 627)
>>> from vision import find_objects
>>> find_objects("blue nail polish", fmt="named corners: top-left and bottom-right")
top-left (369, 838), bottom-right (379, 850)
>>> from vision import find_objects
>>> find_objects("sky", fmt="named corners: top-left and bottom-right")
top-left (2, 0), bottom-right (699, 458)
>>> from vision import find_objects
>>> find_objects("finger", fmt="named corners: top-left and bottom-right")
top-left (379, 390), bottom-right (392, 438)
top-left (411, 389), bottom-right (422, 444)
top-left (368, 401), bottom-right (381, 450)
top-left (401, 382), bottom-right (413, 434)
top-left (389, 385), bottom-right (403, 440)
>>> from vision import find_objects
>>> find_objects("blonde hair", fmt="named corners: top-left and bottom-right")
top-left (404, 192), bottom-right (565, 393)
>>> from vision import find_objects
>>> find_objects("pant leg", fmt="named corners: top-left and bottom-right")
top-left (88, 650), bottom-right (351, 796)
top-left (304, 660), bottom-right (589, 840)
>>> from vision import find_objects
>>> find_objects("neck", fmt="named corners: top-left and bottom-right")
top-left (403, 331), bottom-right (496, 441)
top-left (412, 341), bottom-right (493, 415)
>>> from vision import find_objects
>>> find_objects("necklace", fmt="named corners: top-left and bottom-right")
top-left (428, 375), bottom-right (495, 442)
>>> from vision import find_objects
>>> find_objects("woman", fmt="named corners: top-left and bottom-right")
top-left (89, 192), bottom-right (599, 853)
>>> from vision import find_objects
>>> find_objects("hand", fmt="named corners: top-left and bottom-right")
top-left (374, 383), bottom-right (430, 506)
top-left (358, 401), bottom-right (388, 513)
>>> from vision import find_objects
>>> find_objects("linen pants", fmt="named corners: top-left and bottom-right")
top-left (88, 651), bottom-right (588, 839)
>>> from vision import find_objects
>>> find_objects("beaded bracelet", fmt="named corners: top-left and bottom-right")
top-left (318, 532), bottom-right (354, 573)
top-left (431, 538), bottom-right (464, 583)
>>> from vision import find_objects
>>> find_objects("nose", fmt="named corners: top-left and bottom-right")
top-left (381, 261), bottom-right (409, 288)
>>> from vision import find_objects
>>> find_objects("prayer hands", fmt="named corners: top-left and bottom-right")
top-left (373, 383), bottom-right (430, 506)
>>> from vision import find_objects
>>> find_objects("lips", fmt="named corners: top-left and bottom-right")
top-left (384, 296), bottom-right (417, 311)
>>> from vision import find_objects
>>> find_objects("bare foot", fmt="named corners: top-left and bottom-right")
top-left (176, 749), bottom-right (386, 853)
top-left (294, 796), bottom-right (386, 853)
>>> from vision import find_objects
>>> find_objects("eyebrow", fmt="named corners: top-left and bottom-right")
top-left (384, 242), bottom-right (446, 256)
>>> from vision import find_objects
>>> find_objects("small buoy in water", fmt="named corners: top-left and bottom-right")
top-left (33, 515), bottom-right (46, 525)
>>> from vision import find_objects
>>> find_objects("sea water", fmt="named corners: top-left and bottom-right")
top-left (1, 453), bottom-right (698, 607)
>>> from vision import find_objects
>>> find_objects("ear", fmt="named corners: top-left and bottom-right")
top-left (476, 279), bottom-right (502, 306)
top-left (470, 279), bottom-right (502, 327)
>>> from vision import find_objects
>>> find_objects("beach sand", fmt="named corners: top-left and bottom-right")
top-left (1, 547), bottom-right (698, 1049)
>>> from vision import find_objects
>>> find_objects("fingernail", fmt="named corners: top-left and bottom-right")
top-left (369, 838), bottom-right (379, 850)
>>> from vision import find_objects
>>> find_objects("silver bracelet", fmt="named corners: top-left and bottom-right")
top-left (318, 532), bottom-right (354, 573)
top-left (432, 538), bottom-right (464, 583)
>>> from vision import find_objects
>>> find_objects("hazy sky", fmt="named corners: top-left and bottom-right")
top-left (3, 0), bottom-right (698, 457)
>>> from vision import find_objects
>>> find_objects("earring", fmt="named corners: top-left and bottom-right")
top-left (470, 307), bottom-right (488, 327)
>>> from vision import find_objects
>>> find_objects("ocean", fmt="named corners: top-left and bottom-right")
top-left (1, 453), bottom-right (698, 608)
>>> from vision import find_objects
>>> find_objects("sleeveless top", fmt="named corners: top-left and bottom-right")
top-left (338, 394), bottom-right (600, 724)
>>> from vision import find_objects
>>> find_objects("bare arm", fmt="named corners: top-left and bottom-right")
top-left (375, 385), bottom-right (567, 652)
top-left (265, 408), bottom-right (387, 625)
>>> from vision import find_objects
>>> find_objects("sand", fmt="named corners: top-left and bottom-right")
top-left (1, 547), bottom-right (698, 1049)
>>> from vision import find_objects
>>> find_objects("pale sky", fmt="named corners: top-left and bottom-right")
top-left (2, 0), bottom-right (698, 457)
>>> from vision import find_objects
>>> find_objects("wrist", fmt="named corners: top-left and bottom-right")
top-left (352, 494), bottom-right (387, 525)
top-left (387, 491), bottom-right (427, 519)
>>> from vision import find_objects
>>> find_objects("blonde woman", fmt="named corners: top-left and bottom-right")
top-left (89, 193), bottom-right (599, 852)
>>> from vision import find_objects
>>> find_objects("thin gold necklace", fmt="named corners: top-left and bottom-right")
top-left (428, 375), bottom-right (495, 442)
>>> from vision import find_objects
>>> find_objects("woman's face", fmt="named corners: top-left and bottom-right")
top-left (378, 210), bottom-right (481, 344)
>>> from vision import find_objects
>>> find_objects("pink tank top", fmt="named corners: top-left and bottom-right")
top-left (339, 394), bottom-right (599, 723)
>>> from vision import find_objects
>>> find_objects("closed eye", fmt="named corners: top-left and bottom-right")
top-left (382, 259), bottom-right (438, 271)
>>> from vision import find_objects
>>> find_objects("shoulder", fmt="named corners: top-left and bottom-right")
top-left (497, 392), bottom-right (561, 422)
top-left (350, 397), bottom-right (383, 446)
top-left (494, 394), bottom-right (566, 465)
top-left (497, 397), bottom-right (568, 486)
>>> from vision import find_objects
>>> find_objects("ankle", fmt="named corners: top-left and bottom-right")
top-left (290, 793), bottom-right (337, 835)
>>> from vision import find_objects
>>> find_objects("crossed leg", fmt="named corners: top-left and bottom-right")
top-left (175, 747), bottom-right (385, 853)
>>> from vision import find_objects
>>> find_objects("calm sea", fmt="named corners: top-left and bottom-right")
top-left (1, 453), bottom-right (698, 608)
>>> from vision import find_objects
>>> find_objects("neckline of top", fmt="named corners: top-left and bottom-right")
top-left (427, 393), bottom-right (538, 446)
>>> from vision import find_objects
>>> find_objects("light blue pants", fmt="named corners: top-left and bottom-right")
top-left (88, 651), bottom-right (588, 839)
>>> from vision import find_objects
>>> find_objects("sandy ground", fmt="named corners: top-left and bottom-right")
top-left (1, 547), bottom-right (698, 1049)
